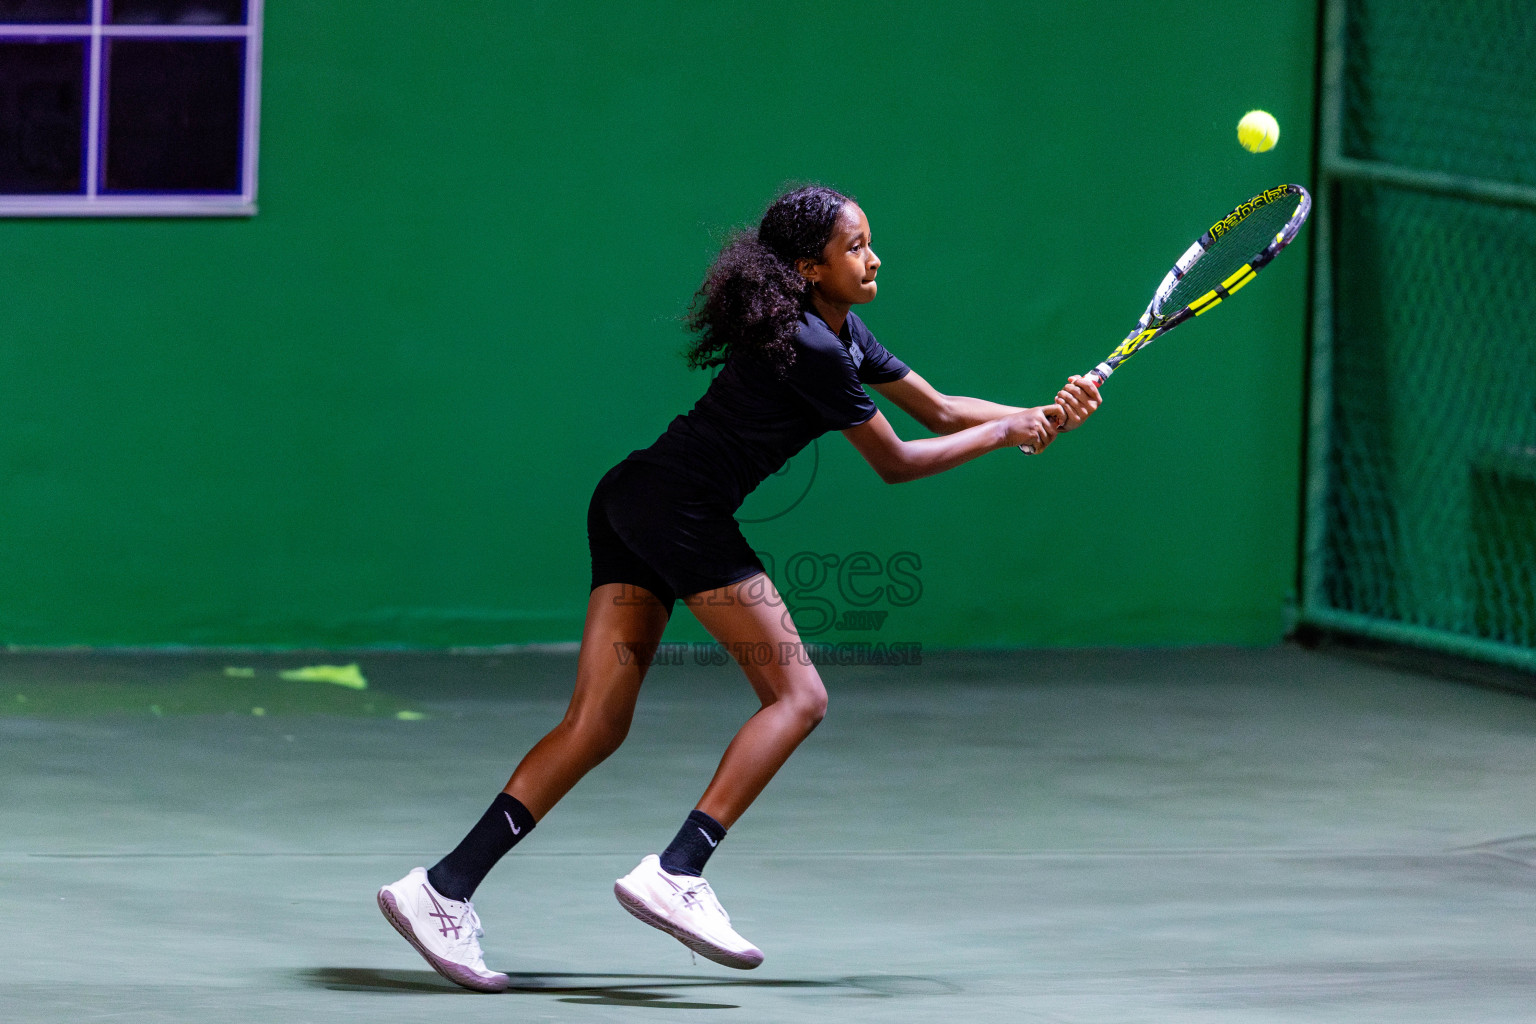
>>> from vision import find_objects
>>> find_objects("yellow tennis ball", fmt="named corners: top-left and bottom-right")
top-left (1238, 110), bottom-right (1280, 153)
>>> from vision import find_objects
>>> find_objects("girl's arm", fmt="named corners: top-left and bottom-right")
top-left (872, 371), bottom-right (1018, 433)
top-left (874, 369), bottom-right (1101, 434)
top-left (842, 408), bottom-right (1057, 484)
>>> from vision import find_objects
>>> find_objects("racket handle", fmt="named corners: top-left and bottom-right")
top-left (1018, 412), bottom-right (1064, 456)
top-left (1018, 365), bottom-right (1113, 455)
top-left (1019, 407), bottom-right (1066, 456)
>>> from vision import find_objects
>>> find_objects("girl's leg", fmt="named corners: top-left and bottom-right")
top-left (504, 583), bottom-right (672, 816)
top-left (379, 583), bottom-right (670, 991)
top-left (611, 573), bottom-right (819, 971)
top-left (685, 573), bottom-right (826, 827)
top-left (416, 584), bottom-right (669, 899)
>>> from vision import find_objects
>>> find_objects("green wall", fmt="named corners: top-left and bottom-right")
top-left (0, 2), bottom-right (1317, 648)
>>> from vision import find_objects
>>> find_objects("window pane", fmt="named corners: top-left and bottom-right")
top-left (108, 1), bottom-right (244, 25)
top-left (0, 41), bottom-right (84, 193)
top-left (103, 38), bottom-right (243, 192)
top-left (0, 1), bottom-right (90, 23)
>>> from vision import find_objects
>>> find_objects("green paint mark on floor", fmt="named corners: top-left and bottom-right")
top-left (0, 666), bottom-right (416, 718)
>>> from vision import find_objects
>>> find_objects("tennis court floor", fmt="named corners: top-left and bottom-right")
top-left (3, 646), bottom-right (1533, 1022)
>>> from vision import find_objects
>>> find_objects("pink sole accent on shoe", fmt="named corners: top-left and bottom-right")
top-left (376, 888), bottom-right (510, 993)
top-left (613, 882), bottom-right (764, 969)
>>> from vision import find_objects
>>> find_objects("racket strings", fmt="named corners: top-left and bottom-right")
top-left (1163, 201), bottom-right (1297, 312)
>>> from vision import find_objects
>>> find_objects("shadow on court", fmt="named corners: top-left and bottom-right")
top-left (297, 967), bottom-right (960, 1008)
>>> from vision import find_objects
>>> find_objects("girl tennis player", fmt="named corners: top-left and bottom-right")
top-left (378, 185), bottom-right (1102, 990)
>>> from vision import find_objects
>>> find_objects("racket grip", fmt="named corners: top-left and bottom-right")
top-left (1018, 367), bottom-right (1108, 455)
top-left (1019, 363), bottom-right (1118, 451)
top-left (1018, 413), bottom-right (1064, 455)
top-left (1017, 397), bottom-right (1073, 456)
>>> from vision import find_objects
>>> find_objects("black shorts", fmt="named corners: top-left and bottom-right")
top-left (587, 460), bottom-right (764, 613)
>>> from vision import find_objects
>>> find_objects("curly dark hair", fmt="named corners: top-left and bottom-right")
top-left (684, 184), bottom-right (851, 373)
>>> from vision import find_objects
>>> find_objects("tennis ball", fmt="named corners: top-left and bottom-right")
top-left (1238, 110), bottom-right (1280, 153)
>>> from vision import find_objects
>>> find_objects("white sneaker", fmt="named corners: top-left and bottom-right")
top-left (376, 867), bottom-right (509, 993)
top-left (613, 854), bottom-right (764, 969)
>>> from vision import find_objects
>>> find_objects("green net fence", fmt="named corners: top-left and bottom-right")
top-left (1304, 0), bottom-right (1536, 671)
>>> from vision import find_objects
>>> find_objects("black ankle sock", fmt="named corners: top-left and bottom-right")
top-left (427, 793), bottom-right (536, 901)
top-left (659, 809), bottom-right (727, 877)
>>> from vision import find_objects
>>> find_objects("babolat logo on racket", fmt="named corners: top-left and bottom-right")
top-left (1209, 185), bottom-right (1291, 238)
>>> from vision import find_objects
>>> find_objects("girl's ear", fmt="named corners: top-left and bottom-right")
top-left (795, 257), bottom-right (819, 282)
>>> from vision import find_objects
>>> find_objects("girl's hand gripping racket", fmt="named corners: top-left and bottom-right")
top-left (1021, 183), bottom-right (1311, 453)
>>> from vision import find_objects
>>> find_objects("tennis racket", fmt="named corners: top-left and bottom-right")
top-left (1021, 183), bottom-right (1311, 454)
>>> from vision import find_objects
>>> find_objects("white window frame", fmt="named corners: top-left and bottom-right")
top-left (0, 0), bottom-right (262, 216)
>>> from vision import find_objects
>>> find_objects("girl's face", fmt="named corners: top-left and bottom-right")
top-left (800, 203), bottom-right (880, 306)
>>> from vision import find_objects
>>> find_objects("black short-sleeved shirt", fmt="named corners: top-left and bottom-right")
top-left (627, 309), bottom-right (910, 510)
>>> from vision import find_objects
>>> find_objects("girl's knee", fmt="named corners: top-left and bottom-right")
top-left (804, 690), bottom-right (828, 729)
top-left (787, 675), bottom-right (828, 728)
